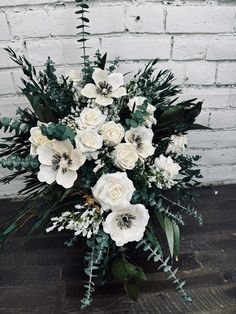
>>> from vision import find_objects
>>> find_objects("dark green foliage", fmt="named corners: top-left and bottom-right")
top-left (40, 123), bottom-right (75, 142)
top-left (0, 155), bottom-right (39, 172)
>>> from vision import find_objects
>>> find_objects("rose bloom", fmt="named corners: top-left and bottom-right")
top-left (75, 107), bottom-right (107, 130)
top-left (103, 203), bottom-right (149, 246)
top-left (29, 126), bottom-right (51, 155)
top-left (92, 172), bottom-right (135, 211)
top-left (154, 154), bottom-right (181, 178)
top-left (113, 143), bottom-right (139, 171)
top-left (100, 121), bottom-right (124, 146)
top-left (75, 129), bottom-right (103, 159)
top-left (127, 96), bottom-right (157, 128)
top-left (166, 134), bottom-right (188, 155)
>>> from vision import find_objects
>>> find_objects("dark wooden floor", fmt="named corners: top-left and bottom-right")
top-left (0, 185), bottom-right (235, 313)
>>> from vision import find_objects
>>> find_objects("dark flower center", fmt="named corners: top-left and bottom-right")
top-left (116, 213), bottom-right (136, 230)
top-left (97, 81), bottom-right (113, 96)
top-left (52, 153), bottom-right (72, 173)
top-left (130, 134), bottom-right (143, 150)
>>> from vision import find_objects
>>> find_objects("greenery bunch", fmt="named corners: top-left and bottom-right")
top-left (0, 0), bottom-right (208, 310)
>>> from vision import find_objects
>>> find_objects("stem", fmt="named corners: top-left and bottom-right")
top-left (141, 239), bottom-right (192, 303)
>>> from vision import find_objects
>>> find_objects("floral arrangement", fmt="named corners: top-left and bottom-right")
top-left (0, 0), bottom-right (207, 309)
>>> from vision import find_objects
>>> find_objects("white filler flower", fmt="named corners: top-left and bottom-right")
top-left (113, 143), bottom-right (139, 170)
top-left (75, 107), bottom-right (107, 130)
top-left (92, 172), bottom-right (135, 211)
top-left (125, 126), bottom-right (155, 159)
top-left (154, 154), bottom-right (181, 178)
top-left (166, 134), bottom-right (188, 155)
top-left (75, 129), bottom-right (103, 159)
top-left (37, 139), bottom-right (86, 188)
top-left (103, 203), bottom-right (149, 246)
top-left (29, 126), bottom-right (51, 155)
top-left (81, 68), bottom-right (127, 106)
top-left (100, 121), bottom-right (124, 146)
top-left (127, 96), bottom-right (157, 128)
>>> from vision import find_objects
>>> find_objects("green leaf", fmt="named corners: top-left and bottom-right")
top-left (112, 258), bottom-right (138, 281)
top-left (164, 217), bottom-right (174, 258)
top-left (124, 277), bottom-right (140, 302)
top-left (3, 222), bottom-right (17, 235)
top-left (173, 223), bottom-right (180, 259)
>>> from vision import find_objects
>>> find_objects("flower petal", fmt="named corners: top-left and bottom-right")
top-left (56, 168), bottom-right (77, 189)
top-left (108, 73), bottom-right (124, 90)
top-left (52, 140), bottom-right (73, 155)
top-left (111, 87), bottom-right (127, 98)
top-left (81, 84), bottom-right (97, 98)
top-left (37, 144), bottom-right (55, 165)
top-left (95, 95), bottom-right (113, 106)
top-left (92, 68), bottom-right (109, 86)
top-left (68, 148), bottom-right (86, 171)
top-left (37, 165), bottom-right (56, 184)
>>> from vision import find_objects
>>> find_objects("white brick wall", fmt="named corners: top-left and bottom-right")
top-left (0, 0), bottom-right (236, 197)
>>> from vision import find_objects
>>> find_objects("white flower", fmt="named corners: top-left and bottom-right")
top-left (92, 172), bottom-right (135, 211)
top-left (154, 154), bottom-right (181, 178)
top-left (75, 129), bottom-right (103, 159)
top-left (103, 203), bottom-right (149, 246)
top-left (166, 134), bottom-right (188, 155)
top-left (125, 126), bottom-right (155, 159)
top-left (113, 143), bottom-right (139, 170)
top-left (100, 121), bottom-right (124, 146)
top-left (37, 139), bottom-right (86, 189)
top-left (67, 69), bottom-right (82, 86)
top-left (127, 96), bottom-right (157, 128)
top-left (75, 107), bottom-right (107, 130)
top-left (81, 68), bottom-right (127, 106)
top-left (29, 127), bottom-right (51, 155)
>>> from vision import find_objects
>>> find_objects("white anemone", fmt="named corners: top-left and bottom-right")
top-left (103, 203), bottom-right (149, 246)
top-left (37, 139), bottom-right (86, 189)
top-left (166, 134), bottom-right (188, 155)
top-left (125, 126), bottom-right (155, 159)
top-left (81, 68), bottom-right (127, 106)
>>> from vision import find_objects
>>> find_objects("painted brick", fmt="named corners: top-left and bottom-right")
top-left (172, 36), bottom-right (207, 60)
top-left (26, 39), bottom-right (64, 66)
top-left (206, 36), bottom-right (236, 61)
top-left (166, 6), bottom-right (236, 33)
top-left (0, 12), bottom-right (10, 41)
top-left (0, 95), bottom-right (28, 117)
top-left (201, 165), bottom-right (236, 184)
top-left (189, 148), bottom-right (236, 166)
top-left (125, 4), bottom-right (164, 33)
top-left (179, 87), bottom-right (235, 109)
top-left (217, 63), bottom-right (236, 85)
top-left (0, 72), bottom-right (15, 95)
top-left (188, 129), bottom-right (236, 149)
top-left (101, 36), bottom-right (171, 60)
top-left (8, 9), bottom-right (51, 39)
top-left (209, 109), bottom-right (236, 129)
top-left (184, 62), bottom-right (216, 86)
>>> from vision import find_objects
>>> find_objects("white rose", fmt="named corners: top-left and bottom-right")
top-left (100, 121), bottom-right (124, 146)
top-left (29, 127), bottom-right (51, 155)
top-left (166, 134), bottom-right (188, 155)
top-left (154, 154), bottom-right (181, 178)
top-left (75, 130), bottom-right (103, 159)
top-left (92, 172), bottom-right (135, 211)
top-left (127, 96), bottom-right (157, 128)
top-left (75, 107), bottom-right (107, 130)
top-left (113, 143), bottom-right (139, 171)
